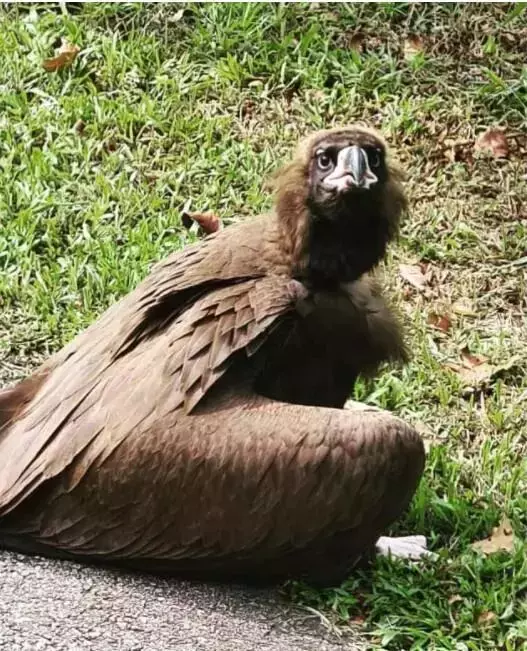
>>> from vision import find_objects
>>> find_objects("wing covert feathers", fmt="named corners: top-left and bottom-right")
top-left (1, 397), bottom-right (424, 565)
top-left (0, 268), bottom-right (302, 517)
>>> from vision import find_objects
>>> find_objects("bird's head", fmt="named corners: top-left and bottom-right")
top-left (294, 125), bottom-right (403, 219)
top-left (306, 128), bottom-right (389, 211)
top-left (272, 125), bottom-right (407, 283)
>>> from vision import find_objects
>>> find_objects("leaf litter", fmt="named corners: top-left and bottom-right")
top-left (42, 40), bottom-right (80, 72)
top-left (471, 516), bottom-right (517, 555)
top-left (182, 211), bottom-right (222, 235)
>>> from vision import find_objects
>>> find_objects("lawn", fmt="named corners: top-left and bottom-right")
top-left (0, 3), bottom-right (526, 649)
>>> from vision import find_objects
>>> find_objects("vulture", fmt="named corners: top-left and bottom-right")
top-left (0, 125), bottom-right (427, 586)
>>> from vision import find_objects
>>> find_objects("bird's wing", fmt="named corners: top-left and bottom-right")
top-left (0, 275), bottom-right (305, 516)
top-left (51, 216), bottom-right (273, 364)
top-left (1, 395), bottom-right (424, 572)
top-left (110, 217), bottom-right (277, 358)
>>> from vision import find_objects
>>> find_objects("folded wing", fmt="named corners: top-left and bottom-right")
top-left (0, 273), bottom-right (304, 516)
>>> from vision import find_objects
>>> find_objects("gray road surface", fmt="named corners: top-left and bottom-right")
top-left (0, 551), bottom-right (366, 651)
top-left (0, 363), bottom-right (366, 651)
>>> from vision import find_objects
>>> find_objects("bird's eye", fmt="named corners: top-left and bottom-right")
top-left (369, 149), bottom-right (382, 168)
top-left (317, 152), bottom-right (333, 171)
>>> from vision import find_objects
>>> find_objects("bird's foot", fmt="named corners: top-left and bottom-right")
top-left (375, 535), bottom-right (438, 561)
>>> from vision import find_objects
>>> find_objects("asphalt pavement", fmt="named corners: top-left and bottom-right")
top-left (0, 363), bottom-right (366, 651)
top-left (0, 551), bottom-right (365, 651)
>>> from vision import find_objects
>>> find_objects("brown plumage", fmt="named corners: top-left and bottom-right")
top-left (0, 125), bottom-right (424, 586)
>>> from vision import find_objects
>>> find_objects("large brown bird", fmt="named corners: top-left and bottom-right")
top-left (0, 125), bottom-right (427, 586)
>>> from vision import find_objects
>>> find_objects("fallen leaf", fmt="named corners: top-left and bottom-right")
top-left (241, 98), bottom-right (256, 120)
top-left (457, 362), bottom-right (495, 386)
top-left (404, 34), bottom-right (424, 59)
top-left (343, 31), bottom-right (365, 51)
top-left (460, 348), bottom-right (487, 368)
top-left (104, 139), bottom-right (117, 153)
top-left (477, 611), bottom-right (497, 626)
top-left (73, 119), bottom-right (85, 135)
top-left (182, 211), bottom-right (222, 235)
top-left (446, 352), bottom-right (520, 388)
top-left (350, 615), bottom-right (366, 626)
top-left (443, 138), bottom-right (474, 164)
top-left (412, 420), bottom-right (437, 453)
top-left (436, 127), bottom-right (449, 144)
top-left (445, 356), bottom-right (493, 386)
top-left (474, 128), bottom-right (509, 159)
top-left (471, 516), bottom-right (516, 555)
top-left (452, 297), bottom-right (477, 317)
top-left (427, 312), bottom-right (452, 333)
top-left (448, 595), bottom-right (463, 605)
top-left (167, 8), bottom-right (185, 23)
top-left (445, 348), bottom-right (488, 384)
top-left (399, 263), bottom-right (428, 290)
top-left (325, 11), bottom-right (340, 22)
top-left (42, 40), bottom-right (80, 72)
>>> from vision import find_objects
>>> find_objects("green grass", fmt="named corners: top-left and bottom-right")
top-left (1, 3), bottom-right (526, 649)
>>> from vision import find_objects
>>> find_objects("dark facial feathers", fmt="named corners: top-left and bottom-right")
top-left (272, 125), bottom-right (407, 287)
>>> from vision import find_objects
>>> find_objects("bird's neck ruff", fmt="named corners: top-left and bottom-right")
top-left (272, 159), bottom-right (405, 288)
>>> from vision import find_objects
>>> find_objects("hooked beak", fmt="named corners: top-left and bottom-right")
top-left (322, 145), bottom-right (378, 193)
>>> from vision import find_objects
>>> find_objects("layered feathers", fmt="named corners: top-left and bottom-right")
top-left (0, 125), bottom-right (424, 584)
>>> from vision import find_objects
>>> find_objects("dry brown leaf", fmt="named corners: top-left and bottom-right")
top-left (436, 127), bottom-right (449, 144)
top-left (471, 516), bottom-right (516, 555)
top-left (448, 595), bottom-right (463, 606)
top-left (325, 11), bottom-right (340, 23)
top-left (42, 40), bottom-right (80, 72)
top-left (474, 128), bottom-right (510, 159)
top-left (241, 98), bottom-right (256, 120)
top-left (452, 298), bottom-right (477, 317)
top-left (399, 263), bottom-right (428, 290)
top-left (460, 348), bottom-right (487, 368)
top-left (104, 139), bottom-right (117, 153)
top-left (73, 119), bottom-right (86, 135)
top-left (445, 347), bottom-right (488, 384)
top-left (446, 351), bottom-right (520, 388)
top-left (477, 611), bottom-right (497, 626)
top-left (446, 348), bottom-right (491, 385)
top-left (443, 138), bottom-right (474, 164)
top-left (350, 615), bottom-right (366, 626)
top-left (167, 8), bottom-right (185, 23)
top-left (344, 31), bottom-right (365, 51)
top-left (412, 420), bottom-right (437, 453)
top-left (182, 211), bottom-right (222, 235)
top-left (427, 312), bottom-right (452, 333)
top-left (404, 34), bottom-right (424, 59)
top-left (460, 363), bottom-right (494, 385)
